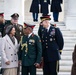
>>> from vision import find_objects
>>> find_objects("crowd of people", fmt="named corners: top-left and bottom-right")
top-left (30, 0), bottom-right (63, 22)
top-left (0, 11), bottom-right (65, 75)
top-left (1, 0), bottom-right (75, 74)
top-left (0, 0), bottom-right (76, 75)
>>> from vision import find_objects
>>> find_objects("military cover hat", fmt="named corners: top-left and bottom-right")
top-left (24, 22), bottom-right (35, 29)
top-left (11, 13), bottom-right (19, 20)
top-left (40, 15), bottom-right (51, 22)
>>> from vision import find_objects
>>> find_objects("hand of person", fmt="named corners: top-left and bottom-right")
top-left (5, 61), bottom-right (10, 65)
top-left (34, 63), bottom-right (40, 68)
top-left (18, 60), bottom-right (22, 65)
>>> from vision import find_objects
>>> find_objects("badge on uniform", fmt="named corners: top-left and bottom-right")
top-left (29, 39), bottom-right (35, 45)
top-left (50, 29), bottom-right (55, 35)
top-left (19, 26), bottom-right (22, 31)
top-left (50, 38), bottom-right (52, 41)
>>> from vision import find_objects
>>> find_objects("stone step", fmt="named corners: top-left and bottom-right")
top-left (60, 65), bottom-right (72, 72)
top-left (60, 60), bottom-right (72, 66)
top-left (64, 40), bottom-right (76, 43)
top-left (62, 50), bottom-right (73, 55)
top-left (64, 43), bottom-right (75, 47)
top-left (63, 48), bottom-right (74, 51)
top-left (61, 55), bottom-right (72, 60)
top-left (61, 31), bottom-right (76, 34)
top-left (36, 72), bottom-right (71, 75)
top-left (63, 34), bottom-right (76, 37)
top-left (33, 29), bottom-right (76, 34)
top-left (58, 72), bottom-right (71, 75)
top-left (63, 47), bottom-right (74, 50)
top-left (63, 47), bottom-right (74, 49)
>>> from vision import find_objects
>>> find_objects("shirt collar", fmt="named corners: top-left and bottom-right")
top-left (46, 24), bottom-right (50, 31)
top-left (28, 32), bottom-right (33, 38)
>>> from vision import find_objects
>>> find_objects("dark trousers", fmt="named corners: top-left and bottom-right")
top-left (22, 65), bottom-right (36, 75)
top-left (53, 12), bottom-right (59, 22)
top-left (43, 61), bottom-right (59, 75)
top-left (32, 13), bottom-right (38, 21)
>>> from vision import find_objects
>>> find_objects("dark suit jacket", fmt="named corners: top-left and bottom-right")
top-left (40, 0), bottom-right (50, 14)
top-left (51, 0), bottom-right (63, 12)
top-left (30, 0), bottom-right (40, 13)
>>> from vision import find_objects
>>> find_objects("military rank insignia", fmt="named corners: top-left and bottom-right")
top-left (50, 29), bottom-right (55, 35)
top-left (19, 26), bottom-right (23, 31)
top-left (29, 39), bottom-right (35, 45)
top-left (29, 39), bottom-right (35, 43)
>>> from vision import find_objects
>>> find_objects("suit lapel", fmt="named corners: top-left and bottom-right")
top-left (5, 35), bottom-right (17, 51)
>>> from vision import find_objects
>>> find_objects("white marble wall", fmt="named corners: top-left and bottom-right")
top-left (0, 0), bottom-right (4, 13)
top-left (64, 0), bottom-right (68, 21)
top-left (65, 0), bottom-right (76, 30)
top-left (4, 0), bottom-right (24, 25)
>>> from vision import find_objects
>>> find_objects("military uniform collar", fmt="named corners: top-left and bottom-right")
top-left (46, 24), bottom-right (50, 31)
top-left (28, 32), bottom-right (33, 38)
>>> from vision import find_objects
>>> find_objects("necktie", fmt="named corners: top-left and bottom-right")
top-left (45, 29), bottom-right (48, 33)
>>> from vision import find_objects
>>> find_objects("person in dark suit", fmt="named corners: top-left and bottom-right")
top-left (38, 15), bottom-right (64, 75)
top-left (51, 0), bottom-right (63, 22)
top-left (18, 22), bottom-right (42, 75)
top-left (40, 0), bottom-right (50, 16)
top-left (30, 0), bottom-right (40, 22)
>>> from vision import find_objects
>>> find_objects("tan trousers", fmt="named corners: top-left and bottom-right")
top-left (3, 68), bottom-right (17, 75)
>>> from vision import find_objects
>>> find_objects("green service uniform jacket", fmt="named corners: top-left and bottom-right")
top-left (18, 34), bottom-right (42, 66)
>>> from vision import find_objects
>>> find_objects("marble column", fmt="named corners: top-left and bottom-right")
top-left (4, 0), bottom-right (24, 25)
top-left (0, 0), bottom-right (4, 12)
top-left (65, 0), bottom-right (76, 30)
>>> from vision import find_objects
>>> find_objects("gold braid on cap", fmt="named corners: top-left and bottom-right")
top-left (41, 18), bottom-right (50, 22)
